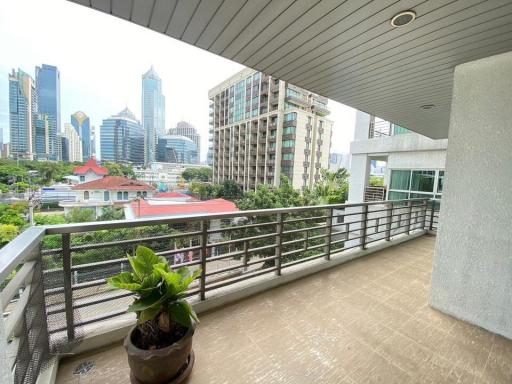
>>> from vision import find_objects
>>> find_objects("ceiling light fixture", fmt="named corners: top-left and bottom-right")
top-left (390, 11), bottom-right (416, 27)
top-left (420, 104), bottom-right (435, 110)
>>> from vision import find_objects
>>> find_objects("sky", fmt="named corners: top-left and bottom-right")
top-left (0, 0), bottom-right (356, 162)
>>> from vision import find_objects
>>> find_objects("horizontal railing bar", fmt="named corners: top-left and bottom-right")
top-left (4, 285), bottom-right (31, 339)
top-left (206, 221), bottom-right (278, 234)
top-left (204, 267), bottom-right (278, 292)
top-left (282, 252), bottom-right (327, 268)
top-left (205, 256), bottom-right (278, 277)
top-left (43, 198), bottom-right (429, 234)
top-left (0, 227), bottom-right (45, 282)
top-left (208, 232), bottom-right (278, 248)
top-left (205, 250), bottom-right (245, 263)
top-left (282, 247), bottom-right (306, 257)
top-left (283, 215), bottom-right (330, 224)
top-left (0, 261), bottom-right (35, 308)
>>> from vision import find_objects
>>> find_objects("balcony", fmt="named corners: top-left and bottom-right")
top-left (2, 199), bottom-right (511, 384)
top-left (285, 94), bottom-right (310, 108)
top-left (283, 120), bottom-right (296, 128)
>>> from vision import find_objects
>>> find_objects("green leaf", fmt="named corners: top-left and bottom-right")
top-left (139, 306), bottom-right (160, 323)
top-left (155, 267), bottom-right (183, 295)
top-left (107, 272), bottom-right (141, 291)
top-left (140, 271), bottom-right (162, 292)
top-left (127, 290), bottom-right (164, 313)
top-left (132, 246), bottom-right (160, 277)
top-left (126, 253), bottom-right (142, 282)
top-left (168, 301), bottom-right (192, 327)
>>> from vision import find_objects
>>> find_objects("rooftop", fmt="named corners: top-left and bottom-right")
top-left (130, 197), bottom-right (238, 218)
top-left (73, 159), bottom-right (108, 176)
top-left (55, 236), bottom-right (512, 383)
top-left (72, 176), bottom-right (154, 191)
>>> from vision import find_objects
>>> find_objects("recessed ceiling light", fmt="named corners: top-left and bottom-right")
top-left (390, 11), bottom-right (416, 27)
top-left (420, 104), bottom-right (435, 110)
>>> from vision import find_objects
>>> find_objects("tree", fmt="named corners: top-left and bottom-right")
top-left (314, 168), bottom-right (349, 204)
top-left (181, 167), bottom-right (212, 182)
top-left (369, 176), bottom-right (385, 187)
top-left (66, 208), bottom-right (96, 223)
top-left (98, 206), bottom-right (125, 221)
top-left (0, 224), bottom-right (19, 246)
top-left (34, 214), bottom-right (66, 225)
top-left (218, 180), bottom-right (242, 201)
top-left (103, 162), bottom-right (135, 179)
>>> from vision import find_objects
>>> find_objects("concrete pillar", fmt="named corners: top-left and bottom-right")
top-left (430, 51), bottom-right (512, 339)
top-left (347, 154), bottom-right (371, 203)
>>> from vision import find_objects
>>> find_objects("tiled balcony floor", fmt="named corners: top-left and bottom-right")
top-left (56, 235), bottom-right (512, 383)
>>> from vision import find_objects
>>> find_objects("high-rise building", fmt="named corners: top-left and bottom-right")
top-left (100, 107), bottom-right (144, 165)
top-left (90, 125), bottom-right (96, 158)
top-left (156, 135), bottom-right (198, 164)
top-left (209, 68), bottom-right (333, 191)
top-left (9, 69), bottom-right (37, 160)
top-left (142, 66), bottom-right (165, 164)
top-left (34, 113), bottom-right (51, 160)
top-left (61, 123), bottom-right (83, 162)
top-left (71, 111), bottom-right (91, 161)
top-left (35, 64), bottom-right (60, 160)
top-left (169, 121), bottom-right (200, 163)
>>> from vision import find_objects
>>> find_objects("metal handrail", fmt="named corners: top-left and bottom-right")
top-left (0, 197), bottom-right (438, 384)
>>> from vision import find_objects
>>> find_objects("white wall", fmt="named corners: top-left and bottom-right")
top-left (431, 51), bottom-right (512, 339)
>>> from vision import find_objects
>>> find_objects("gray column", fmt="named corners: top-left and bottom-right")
top-left (430, 51), bottom-right (512, 339)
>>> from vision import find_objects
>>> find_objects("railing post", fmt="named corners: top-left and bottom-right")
top-left (421, 199), bottom-right (428, 230)
top-left (62, 233), bottom-right (75, 342)
top-left (325, 208), bottom-right (333, 260)
top-left (275, 213), bottom-right (283, 276)
top-left (405, 201), bottom-right (413, 235)
top-left (385, 202), bottom-right (393, 241)
top-left (429, 199), bottom-right (435, 231)
top-left (243, 240), bottom-right (249, 272)
top-left (199, 220), bottom-right (208, 301)
top-left (360, 204), bottom-right (368, 250)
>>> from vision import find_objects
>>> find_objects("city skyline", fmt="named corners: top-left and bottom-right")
top-left (0, 0), bottom-right (356, 162)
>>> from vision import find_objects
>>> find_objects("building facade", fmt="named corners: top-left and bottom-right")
top-left (156, 135), bottom-right (198, 164)
top-left (71, 111), bottom-right (91, 161)
top-left (61, 123), bottom-right (83, 162)
top-left (34, 113), bottom-right (51, 160)
top-left (35, 64), bottom-right (60, 160)
top-left (348, 111), bottom-right (447, 203)
top-left (100, 107), bottom-right (144, 165)
top-left (134, 162), bottom-right (206, 190)
top-left (142, 66), bottom-right (165, 164)
top-left (9, 69), bottom-right (36, 160)
top-left (169, 121), bottom-right (200, 163)
top-left (209, 68), bottom-right (333, 191)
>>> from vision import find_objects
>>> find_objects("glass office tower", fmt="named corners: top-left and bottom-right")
top-left (71, 111), bottom-right (91, 161)
top-left (35, 64), bottom-right (60, 160)
top-left (142, 66), bottom-right (165, 164)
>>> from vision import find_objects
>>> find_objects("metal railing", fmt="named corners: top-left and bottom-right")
top-left (369, 120), bottom-right (392, 138)
top-left (0, 198), bottom-right (435, 383)
top-left (364, 186), bottom-right (386, 202)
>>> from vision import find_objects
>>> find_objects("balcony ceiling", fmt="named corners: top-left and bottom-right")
top-left (68, 0), bottom-right (512, 139)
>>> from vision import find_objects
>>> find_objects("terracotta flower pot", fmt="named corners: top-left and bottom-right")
top-left (124, 323), bottom-right (195, 384)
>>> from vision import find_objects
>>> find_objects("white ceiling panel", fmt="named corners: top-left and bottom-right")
top-left (67, 0), bottom-right (512, 139)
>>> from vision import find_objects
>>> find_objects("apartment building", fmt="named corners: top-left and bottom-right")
top-left (209, 68), bottom-right (332, 191)
top-left (348, 111), bottom-right (447, 203)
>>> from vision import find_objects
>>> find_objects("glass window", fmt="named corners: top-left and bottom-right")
top-left (117, 191), bottom-right (122, 200)
top-left (282, 140), bottom-right (295, 148)
top-left (284, 112), bottom-right (297, 122)
top-left (392, 124), bottom-right (410, 135)
top-left (390, 170), bottom-right (411, 190)
top-left (410, 193), bottom-right (433, 199)
top-left (388, 191), bottom-right (408, 200)
top-left (104, 191), bottom-right (109, 201)
top-left (411, 170), bottom-right (435, 192)
top-left (84, 191), bottom-right (89, 200)
top-left (283, 126), bottom-right (295, 135)
top-left (438, 171), bottom-right (444, 193)
top-left (282, 153), bottom-right (294, 160)
top-left (123, 191), bottom-right (128, 200)
top-left (79, 175), bottom-right (85, 182)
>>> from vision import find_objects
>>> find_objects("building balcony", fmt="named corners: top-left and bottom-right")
top-left (281, 160), bottom-right (294, 167)
top-left (282, 133), bottom-right (296, 141)
top-left (285, 95), bottom-right (310, 108)
top-left (303, 161), bottom-right (310, 167)
top-left (312, 103), bottom-right (330, 116)
top-left (283, 120), bottom-right (296, 128)
top-left (3, 199), bottom-right (512, 383)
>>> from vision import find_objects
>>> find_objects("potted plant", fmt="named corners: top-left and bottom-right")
top-left (108, 246), bottom-right (201, 384)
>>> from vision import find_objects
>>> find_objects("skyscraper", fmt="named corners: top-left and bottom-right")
top-left (209, 68), bottom-right (332, 191)
top-left (9, 69), bottom-right (36, 160)
top-left (142, 66), bottom-right (165, 164)
top-left (34, 113), bottom-right (51, 160)
top-left (169, 121), bottom-right (200, 163)
top-left (100, 108), bottom-right (144, 165)
top-left (35, 64), bottom-right (60, 160)
top-left (156, 135), bottom-right (198, 164)
top-left (61, 123), bottom-right (83, 162)
top-left (71, 111), bottom-right (91, 161)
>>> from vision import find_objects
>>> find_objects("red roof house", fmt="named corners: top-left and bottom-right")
top-left (72, 176), bottom-right (154, 191)
top-left (73, 158), bottom-right (109, 176)
top-left (128, 198), bottom-right (238, 218)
